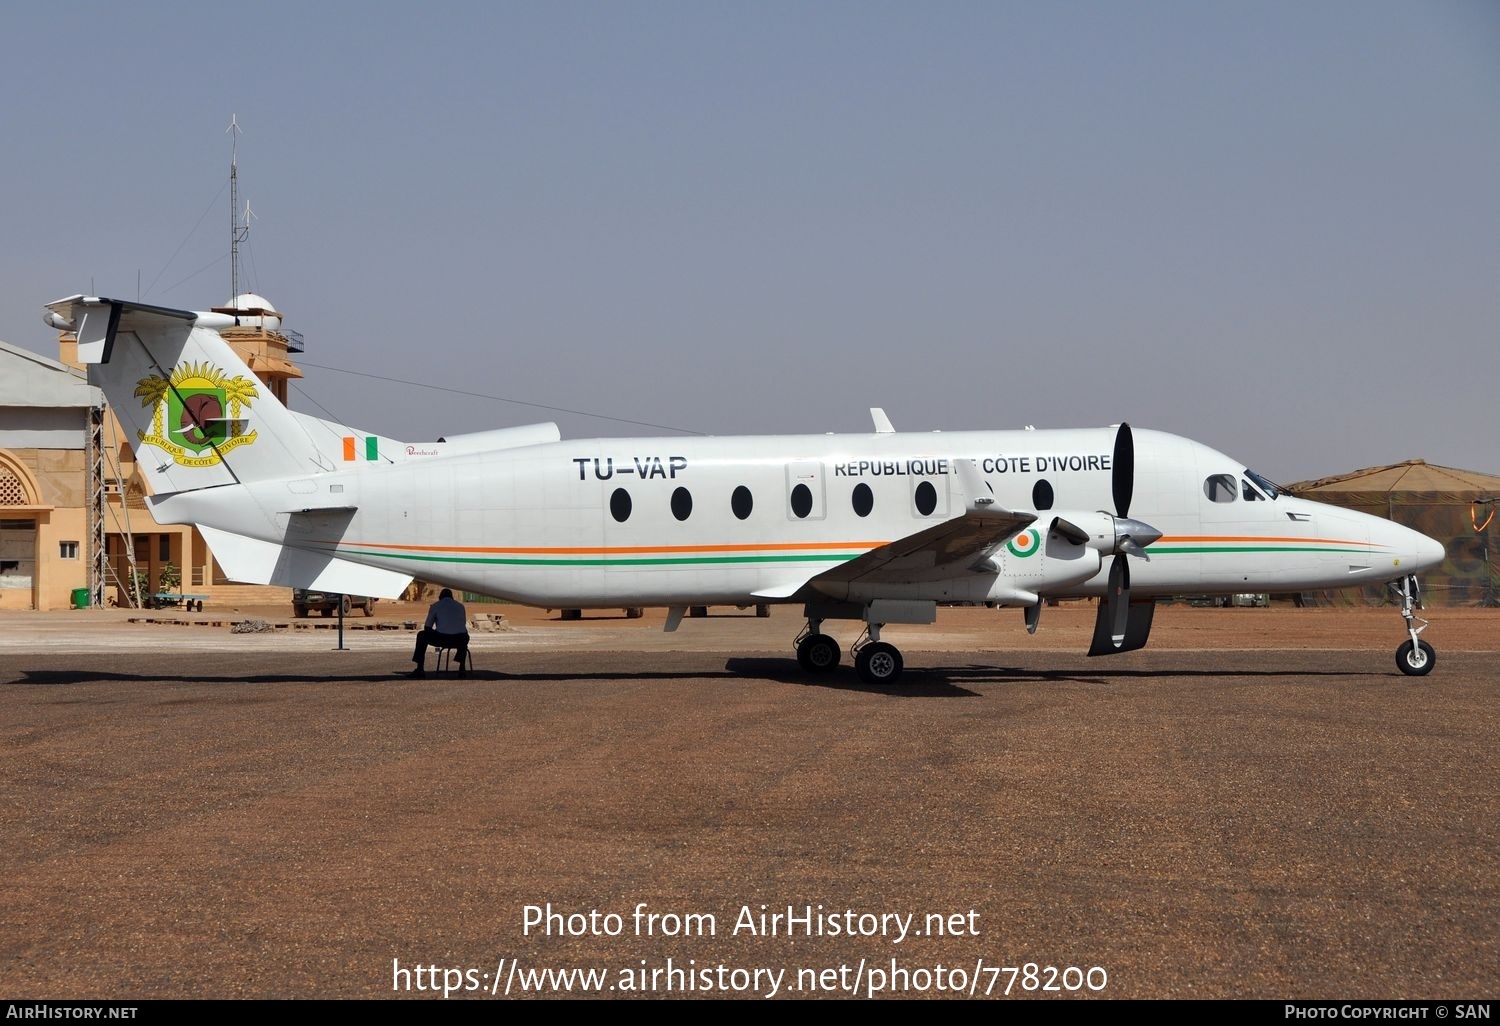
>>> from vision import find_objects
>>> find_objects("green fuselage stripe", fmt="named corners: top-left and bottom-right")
top-left (1149, 546), bottom-right (1378, 555)
top-left (326, 543), bottom-right (1382, 567)
top-left (329, 547), bottom-right (863, 567)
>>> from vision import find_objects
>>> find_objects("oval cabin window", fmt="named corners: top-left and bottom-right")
top-left (852, 483), bottom-right (874, 518)
top-left (790, 483), bottom-right (813, 519)
top-left (914, 480), bottom-right (937, 516)
top-left (610, 488), bottom-right (633, 522)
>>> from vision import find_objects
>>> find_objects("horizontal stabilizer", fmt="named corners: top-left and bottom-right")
top-left (198, 525), bottom-right (412, 598)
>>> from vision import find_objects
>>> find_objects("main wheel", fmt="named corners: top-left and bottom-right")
top-left (1396, 639), bottom-right (1435, 676)
top-left (856, 642), bottom-right (904, 685)
top-left (796, 633), bottom-right (841, 673)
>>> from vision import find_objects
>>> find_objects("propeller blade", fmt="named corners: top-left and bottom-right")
top-left (1112, 422), bottom-right (1134, 519)
top-left (1024, 602), bottom-right (1042, 635)
top-left (1107, 554), bottom-right (1130, 648)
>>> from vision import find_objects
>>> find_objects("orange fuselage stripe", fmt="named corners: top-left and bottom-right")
top-left (1158, 535), bottom-right (1387, 546)
top-left (333, 540), bottom-right (889, 555)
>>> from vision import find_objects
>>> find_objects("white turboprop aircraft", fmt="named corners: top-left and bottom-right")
top-left (45, 295), bottom-right (1446, 682)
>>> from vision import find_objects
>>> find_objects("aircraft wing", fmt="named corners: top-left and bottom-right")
top-left (756, 461), bottom-right (1036, 596)
top-left (810, 503), bottom-right (1036, 586)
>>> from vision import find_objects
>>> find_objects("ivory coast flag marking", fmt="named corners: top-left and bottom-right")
top-left (342, 437), bottom-right (379, 461)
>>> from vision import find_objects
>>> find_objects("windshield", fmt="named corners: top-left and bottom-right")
top-left (1243, 468), bottom-right (1281, 499)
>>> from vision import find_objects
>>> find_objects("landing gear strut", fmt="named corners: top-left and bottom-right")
top-left (1390, 574), bottom-right (1435, 677)
top-left (793, 601), bottom-right (924, 685)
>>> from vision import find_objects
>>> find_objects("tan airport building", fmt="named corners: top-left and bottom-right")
top-left (0, 295), bottom-right (303, 610)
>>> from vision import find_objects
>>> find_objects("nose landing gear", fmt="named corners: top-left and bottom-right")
top-left (1390, 574), bottom-right (1435, 676)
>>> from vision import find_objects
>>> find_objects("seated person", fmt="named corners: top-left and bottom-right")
top-left (408, 588), bottom-right (469, 677)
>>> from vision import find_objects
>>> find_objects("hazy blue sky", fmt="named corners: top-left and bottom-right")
top-left (2, 1), bottom-right (1496, 481)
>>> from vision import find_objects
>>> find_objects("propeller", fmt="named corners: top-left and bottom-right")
top-left (1113, 421), bottom-right (1134, 519)
top-left (1102, 422), bottom-right (1161, 648)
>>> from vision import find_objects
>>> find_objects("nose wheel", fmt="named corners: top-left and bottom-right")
top-left (1396, 639), bottom-right (1435, 676)
top-left (1390, 575), bottom-right (1436, 677)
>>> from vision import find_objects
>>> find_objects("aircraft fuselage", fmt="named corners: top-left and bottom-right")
top-left (155, 426), bottom-right (1443, 608)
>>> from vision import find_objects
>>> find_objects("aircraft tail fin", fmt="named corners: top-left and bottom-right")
top-left (44, 295), bottom-right (380, 495)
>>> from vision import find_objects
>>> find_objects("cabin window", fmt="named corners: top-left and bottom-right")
top-left (790, 483), bottom-right (813, 519)
top-left (610, 488), bottom-right (632, 522)
top-left (914, 480), bottom-right (938, 516)
top-left (671, 487), bottom-right (692, 521)
top-left (851, 483), bottom-right (874, 518)
top-left (1032, 479), bottom-right (1054, 511)
top-left (731, 486), bottom-right (753, 520)
top-left (1204, 475), bottom-right (1237, 503)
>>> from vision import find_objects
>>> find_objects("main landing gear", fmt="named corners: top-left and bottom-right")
top-left (795, 621), bottom-right (841, 673)
top-left (793, 616), bottom-right (906, 685)
top-left (1390, 574), bottom-right (1435, 677)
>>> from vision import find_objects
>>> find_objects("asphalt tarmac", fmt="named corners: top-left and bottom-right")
top-left (1, 605), bottom-right (1495, 999)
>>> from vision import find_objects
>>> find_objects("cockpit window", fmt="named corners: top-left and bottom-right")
top-left (1204, 474), bottom-right (1237, 503)
top-left (1242, 478), bottom-right (1264, 501)
top-left (1243, 468), bottom-right (1280, 499)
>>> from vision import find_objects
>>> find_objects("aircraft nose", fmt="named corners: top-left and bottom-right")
top-left (1412, 530), bottom-right (1446, 574)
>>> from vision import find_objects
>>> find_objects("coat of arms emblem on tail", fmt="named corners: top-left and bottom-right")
top-left (133, 361), bottom-right (259, 468)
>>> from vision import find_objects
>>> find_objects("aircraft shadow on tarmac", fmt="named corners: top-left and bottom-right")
top-left (12, 668), bottom-right (737, 687)
top-left (727, 658), bottom-right (1375, 695)
top-left (13, 660), bottom-right (1373, 690)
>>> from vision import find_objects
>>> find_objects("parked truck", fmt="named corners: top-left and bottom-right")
top-left (292, 589), bottom-right (376, 618)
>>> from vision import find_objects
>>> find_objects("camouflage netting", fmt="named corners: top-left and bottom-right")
top-left (1286, 460), bottom-right (1500, 607)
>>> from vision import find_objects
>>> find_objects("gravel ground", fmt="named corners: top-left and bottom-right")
top-left (1, 605), bottom-right (1495, 999)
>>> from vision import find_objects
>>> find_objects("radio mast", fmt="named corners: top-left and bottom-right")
top-left (227, 114), bottom-right (250, 300)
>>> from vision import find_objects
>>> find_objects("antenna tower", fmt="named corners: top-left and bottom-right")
top-left (227, 114), bottom-right (249, 300)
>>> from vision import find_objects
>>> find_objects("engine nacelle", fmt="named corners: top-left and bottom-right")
top-left (977, 514), bottom-right (1107, 603)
